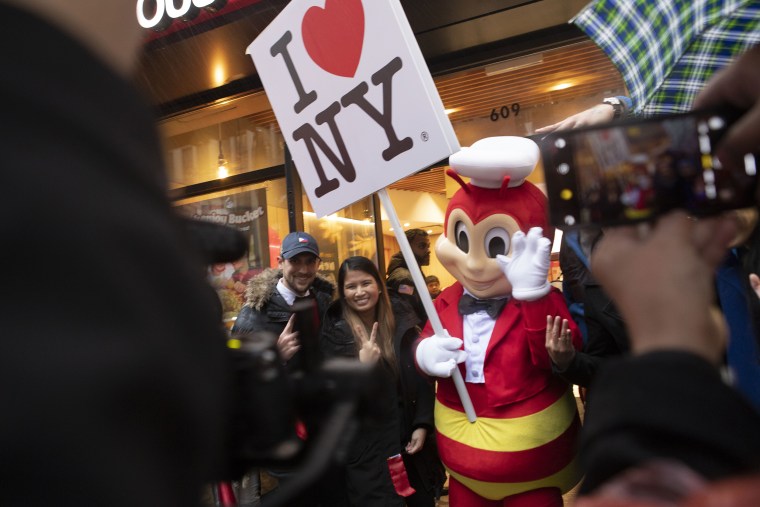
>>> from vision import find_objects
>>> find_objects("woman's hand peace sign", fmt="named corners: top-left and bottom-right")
top-left (357, 322), bottom-right (381, 364)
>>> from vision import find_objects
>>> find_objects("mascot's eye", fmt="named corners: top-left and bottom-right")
top-left (484, 228), bottom-right (511, 258)
top-left (455, 221), bottom-right (470, 253)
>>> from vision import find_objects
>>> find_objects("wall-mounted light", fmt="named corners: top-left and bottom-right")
top-left (216, 123), bottom-right (227, 179)
top-left (548, 82), bottom-right (574, 92)
top-left (302, 212), bottom-right (375, 226)
top-left (212, 63), bottom-right (227, 88)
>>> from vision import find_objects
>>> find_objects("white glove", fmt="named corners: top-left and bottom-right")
top-left (496, 227), bottom-right (551, 301)
top-left (415, 332), bottom-right (467, 378)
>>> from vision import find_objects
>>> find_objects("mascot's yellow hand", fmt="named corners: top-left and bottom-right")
top-left (497, 227), bottom-right (551, 301)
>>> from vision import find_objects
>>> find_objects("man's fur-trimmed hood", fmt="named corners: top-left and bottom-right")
top-left (243, 268), bottom-right (335, 311)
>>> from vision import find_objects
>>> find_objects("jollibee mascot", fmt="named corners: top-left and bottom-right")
top-left (415, 137), bottom-right (583, 506)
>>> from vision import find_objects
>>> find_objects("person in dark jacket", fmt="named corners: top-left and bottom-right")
top-left (0, 2), bottom-right (230, 506)
top-left (558, 229), bottom-right (600, 342)
top-left (232, 231), bottom-right (334, 370)
top-left (322, 256), bottom-right (442, 506)
top-left (577, 211), bottom-right (760, 505)
top-left (231, 231), bottom-right (337, 506)
top-left (547, 230), bottom-right (631, 388)
top-left (549, 282), bottom-right (630, 388)
top-left (386, 229), bottom-right (431, 326)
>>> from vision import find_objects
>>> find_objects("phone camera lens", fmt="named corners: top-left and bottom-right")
top-left (558, 163), bottom-right (570, 175)
top-left (554, 138), bottom-right (567, 149)
top-left (708, 116), bottom-right (726, 130)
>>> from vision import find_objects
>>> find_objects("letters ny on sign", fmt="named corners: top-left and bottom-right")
top-left (248, 0), bottom-right (459, 217)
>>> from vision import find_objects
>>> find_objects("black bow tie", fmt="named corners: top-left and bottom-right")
top-left (458, 294), bottom-right (507, 319)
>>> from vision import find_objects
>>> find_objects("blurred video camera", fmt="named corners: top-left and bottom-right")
top-left (223, 301), bottom-right (374, 506)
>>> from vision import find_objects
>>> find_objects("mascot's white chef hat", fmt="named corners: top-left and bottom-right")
top-left (445, 136), bottom-right (553, 238)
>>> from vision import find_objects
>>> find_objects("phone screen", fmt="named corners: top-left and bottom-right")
top-left (538, 108), bottom-right (758, 229)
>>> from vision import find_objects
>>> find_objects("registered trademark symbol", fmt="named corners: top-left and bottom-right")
top-left (420, 131), bottom-right (429, 142)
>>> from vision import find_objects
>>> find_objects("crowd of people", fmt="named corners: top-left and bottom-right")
top-left (543, 43), bottom-right (760, 506)
top-left (7, 0), bottom-right (760, 506)
top-left (226, 230), bottom-right (446, 506)
top-left (219, 42), bottom-right (760, 506)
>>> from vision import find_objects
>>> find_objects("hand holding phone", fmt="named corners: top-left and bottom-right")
top-left (537, 108), bottom-right (758, 229)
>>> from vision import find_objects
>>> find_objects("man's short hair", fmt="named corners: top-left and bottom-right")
top-left (425, 275), bottom-right (439, 284)
top-left (405, 228), bottom-right (428, 242)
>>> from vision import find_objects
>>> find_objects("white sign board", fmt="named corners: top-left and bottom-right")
top-left (247, 0), bottom-right (460, 217)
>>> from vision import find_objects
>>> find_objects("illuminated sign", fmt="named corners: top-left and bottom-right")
top-left (136, 0), bottom-right (227, 30)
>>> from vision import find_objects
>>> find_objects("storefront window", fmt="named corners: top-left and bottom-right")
top-left (159, 92), bottom-right (284, 189)
top-left (302, 194), bottom-right (378, 287)
top-left (163, 37), bottom-right (627, 321)
top-left (174, 179), bottom-right (290, 324)
top-left (172, 177), bottom-right (378, 324)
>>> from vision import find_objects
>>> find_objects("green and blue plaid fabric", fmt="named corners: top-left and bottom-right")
top-left (573, 0), bottom-right (760, 115)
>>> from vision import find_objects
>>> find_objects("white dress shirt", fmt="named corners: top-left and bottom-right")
top-left (277, 279), bottom-right (310, 306)
top-left (462, 290), bottom-right (508, 383)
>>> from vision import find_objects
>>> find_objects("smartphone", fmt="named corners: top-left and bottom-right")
top-left (537, 108), bottom-right (758, 229)
top-left (291, 297), bottom-right (321, 374)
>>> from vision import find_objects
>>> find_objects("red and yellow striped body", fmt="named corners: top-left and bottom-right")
top-left (422, 283), bottom-right (583, 502)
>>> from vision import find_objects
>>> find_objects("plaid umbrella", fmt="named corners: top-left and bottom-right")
top-left (573, 0), bottom-right (760, 115)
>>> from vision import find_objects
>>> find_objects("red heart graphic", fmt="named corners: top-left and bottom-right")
top-left (301, 0), bottom-right (365, 78)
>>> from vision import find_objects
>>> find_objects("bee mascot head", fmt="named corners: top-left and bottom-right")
top-left (436, 136), bottom-right (553, 300)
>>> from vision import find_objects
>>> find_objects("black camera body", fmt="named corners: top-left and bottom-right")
top-left (223, 300), bottom-right (373, 505)
top-left (226, 330), bottom-right (301, 468)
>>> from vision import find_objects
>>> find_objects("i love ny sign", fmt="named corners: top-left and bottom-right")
top-left (247, 0), bottom-right (460, 217)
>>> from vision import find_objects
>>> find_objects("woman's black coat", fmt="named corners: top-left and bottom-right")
top-left (320, 301), bottom-right (405, 506)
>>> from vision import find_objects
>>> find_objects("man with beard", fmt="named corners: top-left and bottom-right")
top-left (233, 231), bottom-right (334, 371)
top-left (231, 231), bottom-right (342, 506)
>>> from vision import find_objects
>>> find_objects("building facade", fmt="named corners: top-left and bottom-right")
top-left (134, 0), bottom-right (626, 322)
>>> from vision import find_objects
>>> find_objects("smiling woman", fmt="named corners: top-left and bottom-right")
top-left (318, 256), bottom-right (403, 506)
top-left (342, 269), bottom-right (382, 321)
top-left (318, 256), bottom-right (444, 506)
top-left (324, 256), bottom-right (396, 366)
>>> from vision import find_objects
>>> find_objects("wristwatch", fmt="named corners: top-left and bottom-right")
top-left (602, 96), bottom-right (626, 120)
